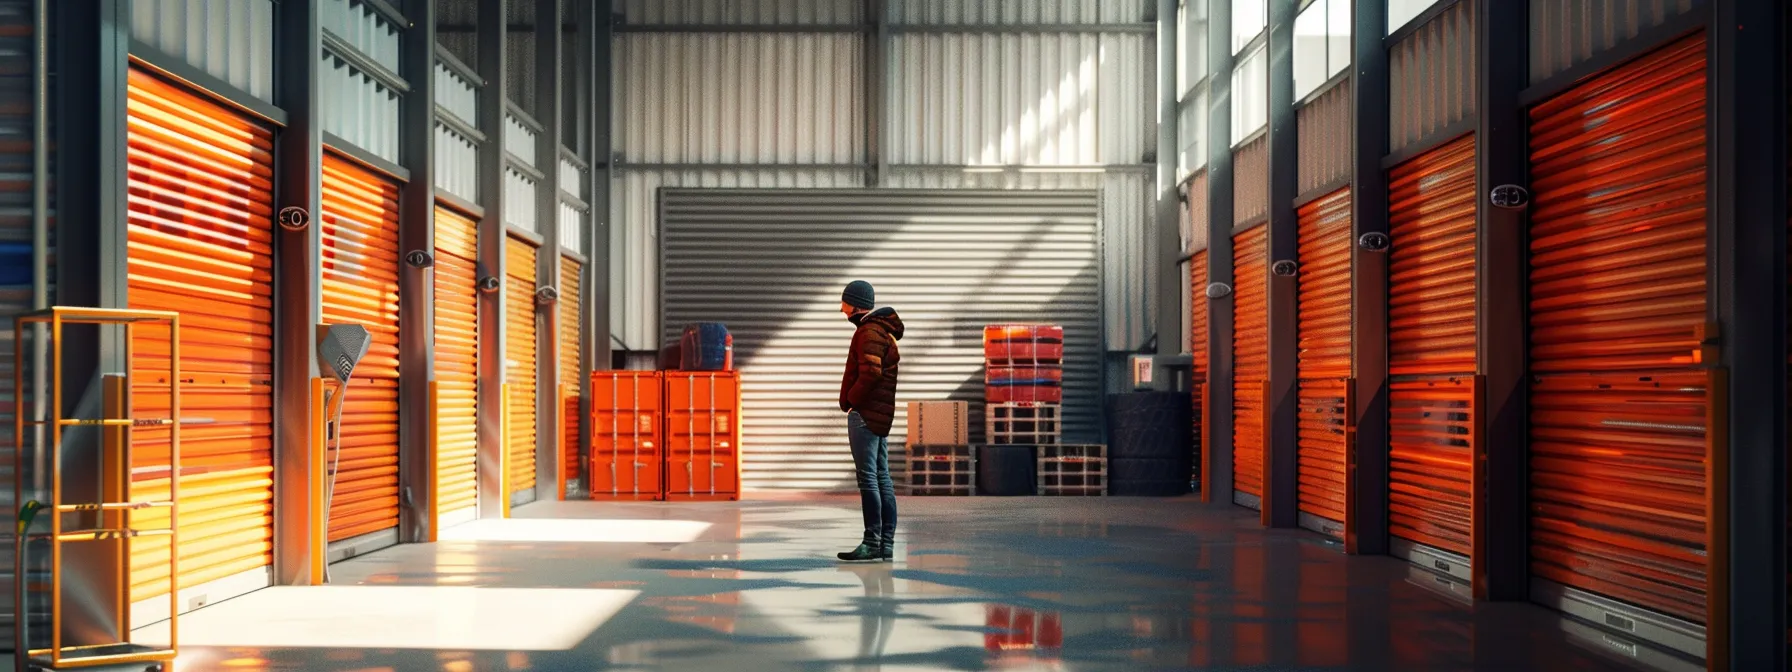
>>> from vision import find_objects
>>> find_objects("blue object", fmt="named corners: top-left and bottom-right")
top-left (0, 243), bottom-right (32, 286)
top-left (679, 322), bottom-right (733, 371)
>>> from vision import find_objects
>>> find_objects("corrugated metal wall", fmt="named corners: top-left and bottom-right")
top-left (506, 0), bottom-right (538, 115)
top-left (1180, 87), bottom-right (1209, 178)
top-left (1186, 170), bottom-right (1210, 252)
top-left (435, 122), bottom-right (480, 202)
top-left (505, 167), bottom-right (539, 232)
top-left (1298, 78), bottom-right (1352, 194)
top-left (1233, 136), bottom-right (1269, 225)
top-left (0, 0), bottom-right (49, 649)
top-left (615, 34), bottom-right (864, 165)
top-left (659, 189), bottom-right (1102, 491)
top-left (129, 0), bottom-right (275, 102)
top-left (436, 61), bottom-right (479, 125)
top-left (436, 0), bottom-right (478, 71)
top-left (322, 0), bottom-right (400, 69)
top-left (321, 50), bottom-right (401, 163)
top-left (507, 113), bottom-right (539, 167)
top-left (1529, 0), bottom-right (1701, 84)
top-left (1389, 0), bottom-right (1476, 153)
top-left (610, 1), bottom-right (1158, 353)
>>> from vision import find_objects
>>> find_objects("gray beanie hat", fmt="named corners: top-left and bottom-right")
top-left (842, 280), bottom-right (875, 310)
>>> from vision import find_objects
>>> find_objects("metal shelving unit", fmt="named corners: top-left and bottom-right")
top-left (12, 307), bottom-right (181, 671)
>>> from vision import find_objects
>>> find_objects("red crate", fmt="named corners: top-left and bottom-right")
top-left (664, 371), bottom-right (742, 500)
top-left (983, 341), bottom-right (1065, 365)
top-left (985, 384), bottom-right (1063, 404)
top-left (983, 324), bottom-right (1064, 344)
top-left (985, 366), bottom-right (1063, 385)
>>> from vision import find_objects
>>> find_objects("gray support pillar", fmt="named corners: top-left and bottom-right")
top-left (1472, 0), bottom-right (1527, 601)
top-left (272, 0), bottom-right (325, 585)
top-left (1155, 0), bottom-right (1183, 363)
top-left (865, 0), bottom-right (886, 186)
top-left (590, 1), bottom-right (613, 370)
top-left (571, 0), bottom-right (596, 498)
top-left (1202, 0), bottom-right (1236, 503)
top-left (49, 0), bottom-right (129, 643)
top-left (1261, 0), bottom-right (1299, 529)
top-left (475, 0), bottom-right (510, 517)
top-left (397, 0), bottom-right (438, 543)
top-left (534, 0), bottom-right (564, 502)
top-left (1710, 0), bottom-right (1787, 667)
top-left (1345, 0), bottom-right (1390, 556)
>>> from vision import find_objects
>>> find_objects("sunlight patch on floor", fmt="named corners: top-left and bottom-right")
top-left (438, 517), bottom-right (713, 544)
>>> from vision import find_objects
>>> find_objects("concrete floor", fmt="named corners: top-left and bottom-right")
top-left (132, 496), bottom-right (1697, 671)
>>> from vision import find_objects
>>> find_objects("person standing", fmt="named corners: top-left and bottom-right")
top-left (837, 280), bottom-right (902, 563)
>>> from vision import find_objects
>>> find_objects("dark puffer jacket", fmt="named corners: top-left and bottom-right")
top-left (840, 307), bottom-right (904, 437)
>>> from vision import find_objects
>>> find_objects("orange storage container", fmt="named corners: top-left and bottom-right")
top-left (664, 371), bottom-right (742, 500)
top-left (590, 371), bottom-right (664, 500)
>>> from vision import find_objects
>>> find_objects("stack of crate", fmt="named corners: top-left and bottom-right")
top-left (984, 324), bottom-right (1064, 446)
top-left (1036, 443), bottom-right (1108, 496)
top-left (590, 370), bottom-right (742, 501)
top-left (904, 401), bottom-right (973, 495)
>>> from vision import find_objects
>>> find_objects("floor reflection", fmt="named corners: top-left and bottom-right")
top-left (140, 497), bottom-right (1694, 671)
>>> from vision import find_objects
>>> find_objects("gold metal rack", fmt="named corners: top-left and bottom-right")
top-left (13, 307), bottom-right (181, 670)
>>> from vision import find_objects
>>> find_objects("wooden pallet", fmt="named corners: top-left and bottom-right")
top-left (904, 444), bottom-right (975, 495)
top-left (1037, 444), bottom-right (1106, 496)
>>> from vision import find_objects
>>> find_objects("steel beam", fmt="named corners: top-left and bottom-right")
top-left (396, 0), bottom-right (437, 543)
top-left (1346, 0), bottom-right (1390, 556)
top-left (534, 0), bottom-right (565, 504)
top-left (272, 0), bottom-right (324, 585)
top-left (1262, 0), bottom-right (1299, 529)
top-left (1710, 0), bottom-right (1788, 667)
top-left (1156, 0), bottom-right (1182, 365)
top-left (475, 0), bottom-right (510, 518)
top-left (1203, 0), bottom-right (1237, 504)
top-left (591, 0), bottom-right (615, 370)
top-left (1471, 0), bottom-right (1527, 601)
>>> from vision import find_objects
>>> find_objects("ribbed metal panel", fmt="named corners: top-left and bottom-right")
top-left (1179, 90), bottom-right (1209, 178)
top-left (660, 189), bottom-right (1102, 492)
top-left (1185, 170), bottom-right (1210, 252)
top-left (322, 0), bottom-right (400, 71)
top-left (0, 0), bottom-right (48, 648)
top-left (559, 157), bottom-right (584, 198)
top-left (610, 168), bottom-right (865, 350)
top-left (1298, 78), bottom-right (1351, 194)
top-left (616, 33), bottom-right (865, 165)
top-left (1233, 45), bottom-right (1269, 144)
top-left (889, 0), bottom-right (1147, 24)
top-left (322, 51), bottom-right (401, 163)
top-left (435, 0), bottom-right (478, 82)
top-left (435, 60), bottom-right (479, 126)
top-left (504, 167), bottom-right (538, 232)
top-left (1389, 0), bottom-right (1476, 153)
top-left (506, 113), bottom-right (538, 167)
top-left (620, 0), bottom-right (863, 24)
top-left (506, 0), bottom-right (537, 115)
top-left (888, 33), bottom-right (1147, 166)
top-left (559, 200), bottom-right (584, 251)
top-left (1233, 135), bottom-right (1269, 225)
top-left (130, 0), bottom-right (275, 102)
top-left (434, 121), bottom-right (480, 202)
top-left (1529, 0), bottom-right (1700, 85)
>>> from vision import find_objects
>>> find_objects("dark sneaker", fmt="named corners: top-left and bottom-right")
top-left (880, 540), bottom-right (895, 562)
top-left (837, 543), bottom-right (882, 563)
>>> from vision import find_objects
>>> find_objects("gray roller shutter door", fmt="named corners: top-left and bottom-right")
top-left (661, 189), bottom-right (1103, 492)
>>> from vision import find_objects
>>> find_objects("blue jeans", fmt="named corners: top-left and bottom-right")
top-left (847, 411), bottom-right (897, 548)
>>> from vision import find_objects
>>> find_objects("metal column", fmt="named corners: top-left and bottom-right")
top-left (1156, 0), bottom-right (1184, 368)
top-left (590, 0), bottom-right (613, 370)
top-left (474, 0), bottom-right (511, 517)
top-left (397, 0), bottom-right (438, 543)
top-left (1202, 0), bottom-right (1237, 503)
top-left (1262, 0), bottom-right (1300, 529)
top-left (1472, 0), bottom-right (1528, 601)
top-left (534, 0), bottom-right (565, 503)
top-left (1346, 0), bottom-right (1390, 556)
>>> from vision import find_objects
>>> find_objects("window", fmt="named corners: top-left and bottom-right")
top-left (1231, 44), bottom-right (1268, 144)
top-left (1232, 0), bottom-right (1267, 54)
top-left (1387, 0), bottom-right (1439, 35)
top-left (1179, 0), bottom-right (1210, 98)
top-left (1179, 89), bottom-right (1208, 177)
top-left (1294, 0), bottom-right (1353, 100)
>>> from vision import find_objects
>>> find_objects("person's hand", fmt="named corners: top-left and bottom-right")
top-left (840, 399), bottom-right (852, 413)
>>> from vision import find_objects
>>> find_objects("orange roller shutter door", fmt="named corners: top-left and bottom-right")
top-left (506, 236), bottom-right (539, 498)
top-left (320, 153), bottom-right (402, 543)
top-left (1527, 35), bottom-right (1709, 626)
top-left (1295, 188), bottom-right (1352, 531)
top-left (560, 256), bottom-right (582, 493)
top-left (1190, 250), bottom-right (1208, 488)
top-left (1232, 226), bottom-right (1268, 504)
top-left (1386, 134), bottom-right (1477, 558)
top-left (123, 68), bottom-right (276, 604)
top-left (434, 205), bottom-right (480, 521)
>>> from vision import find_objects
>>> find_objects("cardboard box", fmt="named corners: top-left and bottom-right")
top-left (906, 400), bottom-right (970, 447)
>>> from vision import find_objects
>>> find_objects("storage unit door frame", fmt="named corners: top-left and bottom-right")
top-left (658, 189), bottom-right (1102, 492)
top-left (1525, 35), bottom-right (1710, 658)
top-left (560, 254), bottom-right (583, 497)
top-left (505, 235), bottom-right (540, 506)
top-left (1295, 188), bottom-right (1352, 537)
top-left (433, 204), bottom-right (480, 530)
top-left (1385, 134), bottom-right (1478, 580)
top-left (319, 152), bottom-right (402, 554)
top-left (124, 67), bottom-right (277, 625)
top-left (1232, 224), bottom-right (1268, 509)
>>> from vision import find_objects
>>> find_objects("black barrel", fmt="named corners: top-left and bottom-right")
top-left (976, 444), bottom-right (1037, 496)
top-left (1106, 392), bottom-right (1193, 496)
